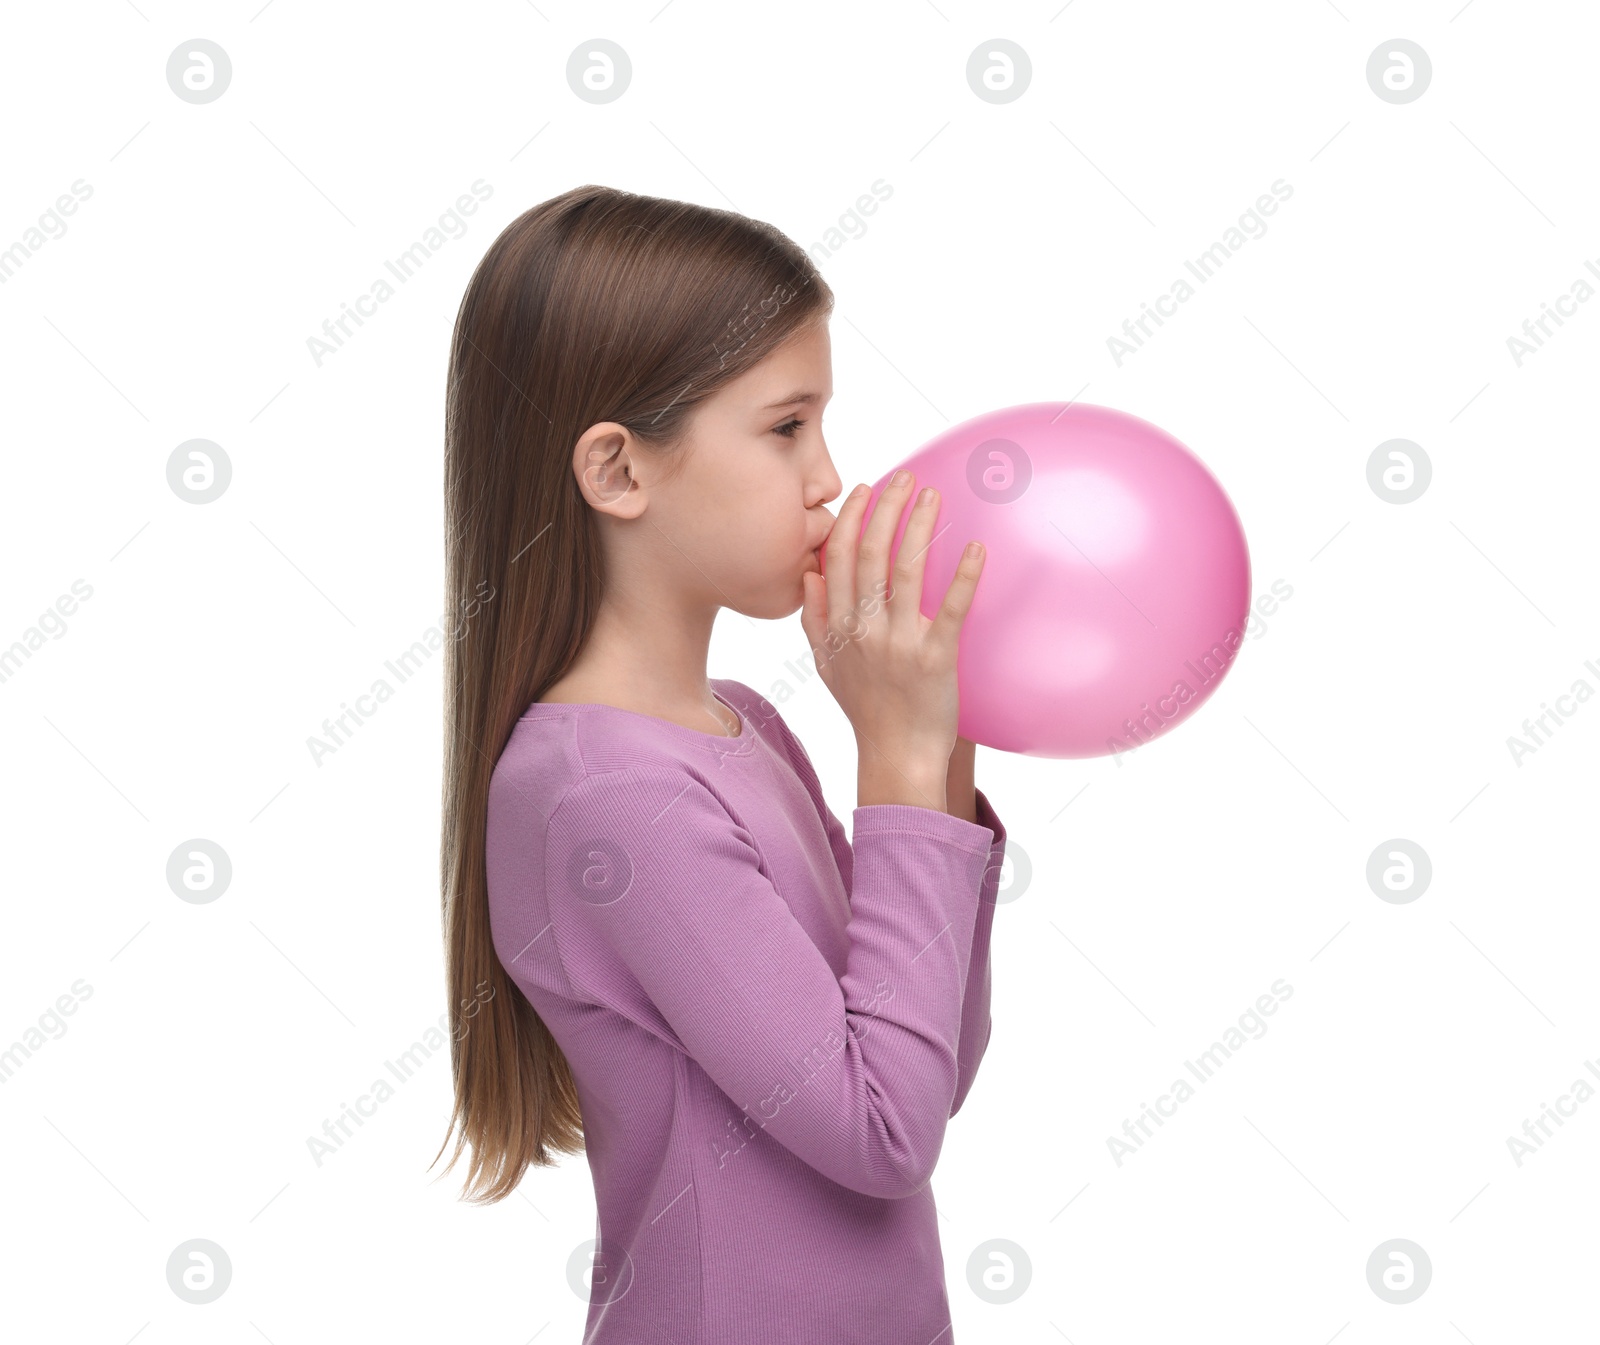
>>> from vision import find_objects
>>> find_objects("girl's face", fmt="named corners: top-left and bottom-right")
top-left (580, 318), bottom-right (845, 620)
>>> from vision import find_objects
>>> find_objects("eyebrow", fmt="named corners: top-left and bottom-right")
top-left (760, 391), bottom-right (826, 410)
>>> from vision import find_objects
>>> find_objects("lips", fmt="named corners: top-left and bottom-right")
top-left (806, 516), bottom-right (836, 572)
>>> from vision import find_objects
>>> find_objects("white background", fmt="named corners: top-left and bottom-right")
top-left (2, 1), bottom-right (1596, 1340)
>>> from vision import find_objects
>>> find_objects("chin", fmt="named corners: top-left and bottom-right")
top-left (726, 578), bottom-right (806, 622)
top-left (759, 592), bottom-right (807, 621)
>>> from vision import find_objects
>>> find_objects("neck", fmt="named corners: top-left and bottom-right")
top-left (558, 592), bottom-right (732, 730)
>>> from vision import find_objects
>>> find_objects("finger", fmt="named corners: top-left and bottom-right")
top-left (798, 572), bottom-right (832, 677)
top-left (888, 485), bottom-right (940, 639)
top-left (824, 482), bottom-right (872, 641)
top-left (928, 540), bottom-right (986, 650)
top-left (856, 470), bottom-right (918, 625)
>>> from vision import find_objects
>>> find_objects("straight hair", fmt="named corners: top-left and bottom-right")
top-left (434, 184), bottom-right (835, 1203)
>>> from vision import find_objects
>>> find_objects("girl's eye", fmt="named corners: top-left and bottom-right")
top-left (772, 417), bottom-right (806, 439)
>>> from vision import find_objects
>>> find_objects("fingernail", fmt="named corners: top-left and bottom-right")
top-left (851, 483), bottom-right (869, 498)
top-left (965, 541), bottom-right (983, 558)
top-left (891, 469), bottom-right (911, 487)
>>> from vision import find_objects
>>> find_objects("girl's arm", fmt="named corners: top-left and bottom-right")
top-left (541, 764), bottom-right (995, 1199)
top-left (773, 716), bottom-right (1004, 1119)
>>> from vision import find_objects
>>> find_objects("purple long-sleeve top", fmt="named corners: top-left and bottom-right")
top-left (485, 678), bottom-right (1007, 1344)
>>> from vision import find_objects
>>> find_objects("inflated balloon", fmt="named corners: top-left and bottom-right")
top-left (823, 402), bottom-right (1250, 759)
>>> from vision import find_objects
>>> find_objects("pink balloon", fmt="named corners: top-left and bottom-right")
top-left (825, 402), bottom-right (1251, 759)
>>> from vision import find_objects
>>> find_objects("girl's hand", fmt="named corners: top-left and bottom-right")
top-left (800, 471), bottom-right (985, 787)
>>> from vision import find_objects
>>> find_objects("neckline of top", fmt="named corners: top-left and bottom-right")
top-left (519, 681), bottom-right (758, 755)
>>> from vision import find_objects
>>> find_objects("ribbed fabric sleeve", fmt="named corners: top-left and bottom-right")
top-left (543, 765), bottom-right (995, 1200)
top-left (762, 713), bottom-right (1008, 1118)
top-left (951, 787), bottom-right (1007, 1115)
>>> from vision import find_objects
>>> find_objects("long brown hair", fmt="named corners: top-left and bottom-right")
top-left (434, 184), bottom-right (835, 1203)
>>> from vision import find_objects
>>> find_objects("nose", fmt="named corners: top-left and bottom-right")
top-left (816, 442), bottom-right (844, 506)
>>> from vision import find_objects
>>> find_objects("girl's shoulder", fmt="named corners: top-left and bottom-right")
top-left (493, 679), bottom-right (769, 821)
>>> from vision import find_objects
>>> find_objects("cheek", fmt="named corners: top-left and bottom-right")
top-left (724, 488), bottom-right (803, 566)
top-left (743, 499), bottom-right (792, 544)
top-left (690, 451), bottom-right (805, 570)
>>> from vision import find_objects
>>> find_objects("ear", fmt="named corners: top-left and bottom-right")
top-left (572, 422), bottom-right (649, 520)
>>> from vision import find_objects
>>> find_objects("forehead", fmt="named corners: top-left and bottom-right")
top-left (740, 323), bottom-right (833, 409)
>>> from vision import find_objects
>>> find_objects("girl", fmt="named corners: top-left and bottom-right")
top-left (437, 184), bottom-right (1008, 1344)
